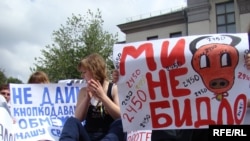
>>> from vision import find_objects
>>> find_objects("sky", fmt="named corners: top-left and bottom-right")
top-left (0, 0), bottom-right (187, 83)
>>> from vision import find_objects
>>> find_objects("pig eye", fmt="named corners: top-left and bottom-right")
top-left (200, 54), bottom-right (210, 68)
top-left (221, 53), bottom-right (231, 67)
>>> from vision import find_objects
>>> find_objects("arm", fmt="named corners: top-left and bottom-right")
top-left (74, 87), bottom-right (90, 121)
top-left (101, 84), bottom-right (121, 119)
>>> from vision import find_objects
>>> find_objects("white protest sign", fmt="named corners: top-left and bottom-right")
top-left (0, 95), bottom-right (16, 141)
top-left (113, 33), bottom-right (250, 132)
top-left (126, 130), bottom-right (151, 141)
top-left (10, 83), bottom-right (84, 141)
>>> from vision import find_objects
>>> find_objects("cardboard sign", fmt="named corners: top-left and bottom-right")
top-left (9, 83), bottom-right (84, 141)
top-left (113, 33), bottom-right (250, 132)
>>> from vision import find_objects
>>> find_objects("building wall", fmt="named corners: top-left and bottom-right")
top-left (188, 21), bottom-right (210, 35)
top-left (117, 0), bottom-right (250, 43)
top-left (237, 0), bottom-right (250, 32)
top-left (187, 0), bottom-right (242, 35)
top-left (239, 13), bottom-right (250, 32)
top-left (126, 24), bottom-right (186, 43)
top-left (117, 10), bottom-right (187, 43)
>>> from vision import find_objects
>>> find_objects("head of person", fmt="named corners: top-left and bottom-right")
top-left (0, 84), bottom-right (10, 102)
top-left (77, 53), bottom-right (108, 85)
top-left (27, 71), bottom-right (50, 84)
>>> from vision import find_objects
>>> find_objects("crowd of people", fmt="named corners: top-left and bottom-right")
top-left (1, 31), bottom-right (250, 141)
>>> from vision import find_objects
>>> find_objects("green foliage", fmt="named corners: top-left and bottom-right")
top-left (0, 69), bottom-right (7, 84)
top-left (0, 69), bottom-right (23, 85)
top-left (32, 9), bottom-right (118, 82)
top-left (6, 77), bottom-right (23, 84)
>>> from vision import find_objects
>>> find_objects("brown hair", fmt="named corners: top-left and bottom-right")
top-left (0, 84), bottom-right (9, 91)
top-left (77, 53), bottom-right (108, 84)
top-left (27, 71), bottom-right (50, 84)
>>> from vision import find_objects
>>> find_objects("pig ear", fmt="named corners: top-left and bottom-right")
top-left (189, 36), bottom-right (210, 54)
top-left (223, 35), bottom-right (241, 47)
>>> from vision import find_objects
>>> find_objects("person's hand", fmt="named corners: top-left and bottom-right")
top-left (87, 79), bottom-right (105, 99)
top-left (245, 53), bottom-right (250, 70)
top-left (112, 69), bottom-right (119, 83)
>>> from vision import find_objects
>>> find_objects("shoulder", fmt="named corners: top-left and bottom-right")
top-left (111, 83), bottom-right (118, 97)
top-left (111, 82), bottom-right (117, 90)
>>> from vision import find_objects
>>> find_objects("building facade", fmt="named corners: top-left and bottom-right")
top-left (117, 0), bottom-right (250, 43)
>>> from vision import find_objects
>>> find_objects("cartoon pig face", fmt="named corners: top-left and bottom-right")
top-left (191, 43), bottom-right (239, 93)
top-left (190, 35), bottom-right (241, 94)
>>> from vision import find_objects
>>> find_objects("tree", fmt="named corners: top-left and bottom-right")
top-left (32, 9), bottom-right (118, 82)
top-left (0, 68), bottom-right (23, 84)
top-left (0, 69), bottom-right (7, 84)
top-left (6, 77), bottom-right (23, 84)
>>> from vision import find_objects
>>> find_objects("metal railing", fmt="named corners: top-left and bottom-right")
top-left (125, 5), bottom-right (187, 23)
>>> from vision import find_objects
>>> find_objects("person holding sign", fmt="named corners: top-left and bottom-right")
top-left (27, 71), bottom-right (53, 141)
top-left (112, 47), bottom-right (250, 141)
top-left (0, 83), bottom-right (17, 124)
top-left (60, 53), bottom-right (125, 141)
top-left (0, 83), bottom-right (12, 117)
top-left (0, 84), bottom-right (11, 108)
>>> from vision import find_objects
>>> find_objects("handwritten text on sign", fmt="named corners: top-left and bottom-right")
top-left (113, 33), bottom-right (250, 132)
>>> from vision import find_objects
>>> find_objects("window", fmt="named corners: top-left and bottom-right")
top-left (147, 35), bottom-right (158, 40)
top-left (170, 32), bottom-right (182, 38)
top-left (216, 1), bottom-right (236, 33)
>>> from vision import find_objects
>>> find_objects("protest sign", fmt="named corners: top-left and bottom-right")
top-left (113, 33), bottom-right (250, 132)
top-left (9, 83), bottom-right (84, 141)
top-left (0, 95), bottom-right (16, 141)
top-left (126, 130), bottom-right (151, 141)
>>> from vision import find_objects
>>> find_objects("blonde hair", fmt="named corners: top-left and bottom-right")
top-left (78, 53), bottom-right (108, 84)
top-left (27, 71), bottom-right (50, 84)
